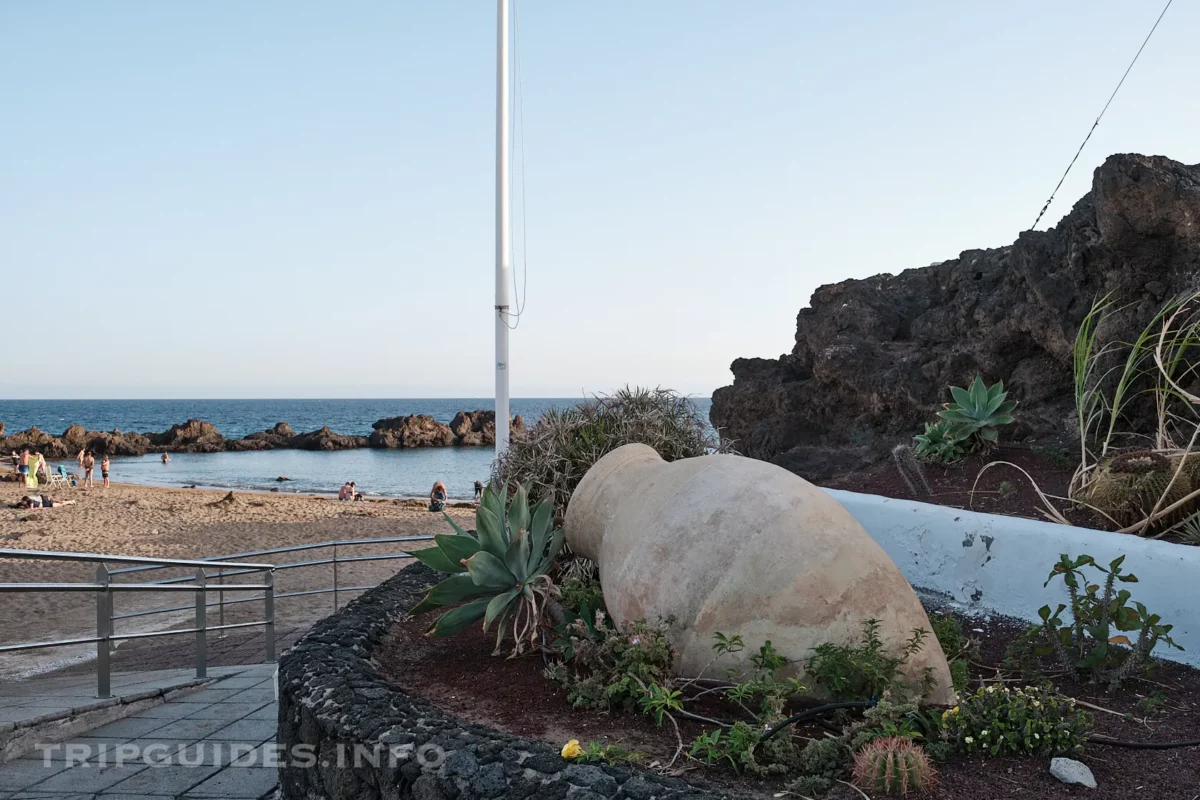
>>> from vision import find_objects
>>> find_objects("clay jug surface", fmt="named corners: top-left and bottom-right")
top-left (565, 443), bottom-right (954, 704)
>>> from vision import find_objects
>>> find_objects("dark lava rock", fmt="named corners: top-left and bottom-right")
top-left (711, 153), bottom-right (1200, 480)
top-left (370, 415), bottom-right (456, 448)
top-left (148, 419), bottom-right (226, 453)
top-left (290, 426), bottom-right (369, 451)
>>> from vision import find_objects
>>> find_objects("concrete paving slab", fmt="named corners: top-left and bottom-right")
top-left (84, 719), bottom-right (170, 740)
top-left (183, 765), bottom-right (278, 798)
top-left (143, 719), bottom-right (231, 742)
top-left (130, 702), bottom-right (212, 720)
top-left (182, 704), bottom-right (267, 723)
top-left (0, 759), bottom-right (71, 791)
top-left (202, 721), bottom-right (274, 744)
top-left (101, 761), bottom-right (221, 796)
top-left (25, 762), bottom-right (147, 793)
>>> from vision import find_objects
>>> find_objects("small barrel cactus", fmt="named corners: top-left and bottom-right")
top-left (852, 737), bottom-right (937, 796)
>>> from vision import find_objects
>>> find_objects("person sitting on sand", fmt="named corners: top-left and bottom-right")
top-left (350, 481), bottom-right (364, 501)
top-left (15, 494), bottom-right (77, 509)
top-left (338, 482), bottom-right (352, 501)
top-left (101, 454), bottom-right (111, 488)
top-left (429, 481), bottom-right (448, 512)
top-left (161, 453), bottom-right (171, 464)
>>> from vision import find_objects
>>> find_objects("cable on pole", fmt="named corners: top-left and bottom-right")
top-left (1028, 0), bottom-right (1173, 231)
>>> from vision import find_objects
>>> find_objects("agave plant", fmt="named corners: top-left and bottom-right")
top-left (912, 421), bottom-right (969, 464)
top-left (937, 375), bottom-right (1017, 449)
top-left (408, 484), bottom-right (566, 657)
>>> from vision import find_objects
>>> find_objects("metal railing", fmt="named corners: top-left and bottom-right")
top-left (0, 535), bottom-right (433, 699)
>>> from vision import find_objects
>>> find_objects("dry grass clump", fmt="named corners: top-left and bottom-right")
top-left (491, 386), bottom-right (731, 523)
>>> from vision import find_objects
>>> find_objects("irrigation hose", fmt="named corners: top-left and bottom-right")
top-left (758, 700), bottom-right (876, 743)
top-left (1086, 735), bottom-right (1200, 750)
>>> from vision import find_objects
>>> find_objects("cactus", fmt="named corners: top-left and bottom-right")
top-left (852, 737), bottom-right (937, 796)
top-left (891, 444), bottom-right (932, 497)
top-left (1082, 450), bottom-right (1197, 528)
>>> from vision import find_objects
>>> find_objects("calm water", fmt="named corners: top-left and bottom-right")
top-left (3, 398), bottom-right (712, 500)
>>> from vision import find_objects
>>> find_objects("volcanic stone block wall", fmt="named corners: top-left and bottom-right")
top-left (277, 563), bottom-right (726, 800)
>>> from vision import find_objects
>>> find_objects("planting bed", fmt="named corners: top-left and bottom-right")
top-left (379, 594), bottom-right (1200, 800)
top-left (821, 446), bottom-right (1094, 527)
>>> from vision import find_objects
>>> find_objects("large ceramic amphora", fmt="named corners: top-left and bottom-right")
top-left (564, 444), bottom-right (954, 704)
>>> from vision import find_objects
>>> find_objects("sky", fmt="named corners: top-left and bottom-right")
top-left (2, 1), bottom-right (1197, 400)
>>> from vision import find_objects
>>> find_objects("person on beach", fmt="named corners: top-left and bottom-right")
top-left (350, 481), bottom-right (364, 501)
top-left (14, 494), bottom-right (77, 509)
top-left (101, 454), bottom-right (111, 488)
top-left (82, 451), bottom-right (95, 489)
top-left (338, 482), bottom-right (352, 501)
top-left (161, 453), bottom-right (171, 464)
top-left (474, 480), bottom-right (483, 502)
top-left (33, 453), bottom-right (49, 483)
top-left (429, 481), bottom-right (448, 512)
top-left (77, 449), bottom-right (86, 468)
top-left (17, 449), bottom-right (30, 485)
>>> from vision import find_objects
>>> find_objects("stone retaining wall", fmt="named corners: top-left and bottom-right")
top-left (277, 563), bottom-right (731, 800)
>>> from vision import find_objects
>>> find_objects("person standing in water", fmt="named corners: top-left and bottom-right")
top-left (474, 480), bottom-right (483, 502)
top-left (161, 453), bottom-right (170, 464)
top-left (101, 454), bottom-right (111, 488)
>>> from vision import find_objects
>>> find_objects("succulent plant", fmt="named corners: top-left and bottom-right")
top-left (937, 375), bottom-right (1017, 448)
top-left (408, 483), bottom-right (566, 656)
top-left (912, 421), bottom-right (969, 464)
top-left (852, 737), bottom-right (937, 795)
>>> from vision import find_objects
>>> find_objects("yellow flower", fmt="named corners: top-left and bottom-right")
top-left (561, 740), bottom-right (583, 760)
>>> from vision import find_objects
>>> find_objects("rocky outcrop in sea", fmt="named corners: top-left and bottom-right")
top-left (0, 411), bottom-right (525, 457)
top-left (710, 153), bottom-right (1200, 480)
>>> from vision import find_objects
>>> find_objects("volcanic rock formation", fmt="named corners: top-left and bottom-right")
top-left (710, 154), bottom-right (1200, 480)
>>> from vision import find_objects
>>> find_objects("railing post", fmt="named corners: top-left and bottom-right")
top-left (195, 568), bottom-right (207, 679)
top-left (95, 565), bottom-right (111, 699)
top-left (332, 543), bottom-right (339, 612)
top-left (217, 566), bottom-right (226, 639)
top-left (265, 570), bottom-right (276, 664)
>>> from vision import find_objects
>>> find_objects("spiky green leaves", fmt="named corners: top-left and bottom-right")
top-left (937, 375), bottom-right (1017, 448)
top-left (912, 421), bottom-right (969, 464)
top-left (409, 483), bottom-right (566, 654)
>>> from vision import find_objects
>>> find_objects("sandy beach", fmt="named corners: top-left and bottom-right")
top-left (0, 478), bottom-right (474, 678)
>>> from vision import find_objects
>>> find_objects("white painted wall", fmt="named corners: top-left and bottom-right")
top-left (824, 489), bottom-right (1200, 668)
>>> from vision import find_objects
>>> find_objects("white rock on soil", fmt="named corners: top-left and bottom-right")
top-left (1050, 757), bottom-right (1097, 789)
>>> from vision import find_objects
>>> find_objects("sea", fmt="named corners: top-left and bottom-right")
top-left (0, 398), bottom-right (713, 501)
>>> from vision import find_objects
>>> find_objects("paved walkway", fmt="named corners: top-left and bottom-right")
top-left (0, 663), bottom-right (279, 799)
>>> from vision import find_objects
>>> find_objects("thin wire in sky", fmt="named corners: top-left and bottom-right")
top-left (1029, 0), bottom-right (1173, 231)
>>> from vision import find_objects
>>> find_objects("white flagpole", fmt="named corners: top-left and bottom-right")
top-left (494, 0), bottom-right (512, 458)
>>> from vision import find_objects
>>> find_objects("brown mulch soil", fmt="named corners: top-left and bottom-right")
top-left (820, 445), bottom-right (1108, 529)
top-left (378, 606), bottom-right (1200, 800)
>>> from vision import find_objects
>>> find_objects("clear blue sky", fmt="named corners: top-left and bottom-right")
top-left (2, 1), bottom-right (1196, 399)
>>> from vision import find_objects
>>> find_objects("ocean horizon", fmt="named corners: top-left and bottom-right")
top-left (1, 397), bottom-right (713, 500)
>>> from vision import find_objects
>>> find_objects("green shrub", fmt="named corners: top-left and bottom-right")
top-left (559, 574), bottom-right (605, 617)
top-left (1038, 554), bottom-right (1182, 687)
top-left (545, 618), bottom-right (675, 711)
top-left (408, 484), bottom-right (565, 657)
top-left (912, 421), bottom-right (969, 464)
top-left (941, 685), bottom-right (1092, 757)
top-left (576, 741), bottom-right (642, 765)
top-left (491, 386), bottom-right (728, 522)
top-left (929, 615), bottom-right (976, 695)
top-left (807, 620), bottom-right (932, 701)
top-left (852, 737), bottom-right (938, 795)
top-left (688, 722), bottom-right (761, 772)
top-left (785, 737), bottom-right (850, 796)
top-left (937, 375), bottom-right (1017, 450)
